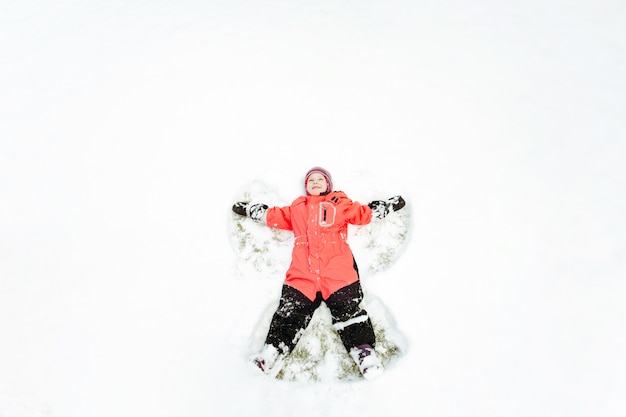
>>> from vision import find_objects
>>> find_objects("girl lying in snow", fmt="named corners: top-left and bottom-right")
top-left (232, 166), bottom-right (405, 380)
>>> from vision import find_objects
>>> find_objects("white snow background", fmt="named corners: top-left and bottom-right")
top-left (1, 1), bottom-right (625, 416)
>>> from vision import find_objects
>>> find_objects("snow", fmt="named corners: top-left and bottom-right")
top-left (1, 1), bottom-right (625, 416)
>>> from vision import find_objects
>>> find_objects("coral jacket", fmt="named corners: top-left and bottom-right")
top-left (265, 191), bottom-right (373, 301)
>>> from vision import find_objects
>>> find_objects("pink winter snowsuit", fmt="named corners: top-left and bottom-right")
top-left (265, 191), bottom-right (373, 301)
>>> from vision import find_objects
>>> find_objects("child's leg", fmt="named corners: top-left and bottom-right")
top-left (324, 280), bottom-right (376, 352)
top-left (265, 284), bottom-right (322, 356)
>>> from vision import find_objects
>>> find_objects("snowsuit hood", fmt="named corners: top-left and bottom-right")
top-left (304, 166), bottom-right (333, 196)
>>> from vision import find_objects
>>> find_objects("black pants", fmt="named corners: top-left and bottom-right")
top-left (265, 279), bottom-right (376, 356)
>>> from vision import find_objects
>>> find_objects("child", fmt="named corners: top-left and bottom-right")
top-left (232, 166), bottom-right (405, 380)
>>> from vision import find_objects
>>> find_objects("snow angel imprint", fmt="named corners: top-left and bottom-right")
top-left (232, 166), bottom-right (406, 380)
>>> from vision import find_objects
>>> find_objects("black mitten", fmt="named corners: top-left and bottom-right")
top-left (368, 195), bottom-right (406, 219)
top-left (232, 202), bottom-right (268, 223)
top-left (232, 202), bottom-right (249, 216)
top-left (388, 195), bottom-right (406, 212)
top-left (248, 203), bottom-right (268, 222)
top-left (368, 200), bottom-right (389, 220)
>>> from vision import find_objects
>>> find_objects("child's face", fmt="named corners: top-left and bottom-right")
top-left (306, 172), bottom-right (328, 196)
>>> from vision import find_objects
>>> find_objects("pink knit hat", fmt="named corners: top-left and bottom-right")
top-left (304, 166), bottom-right (333, 195)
